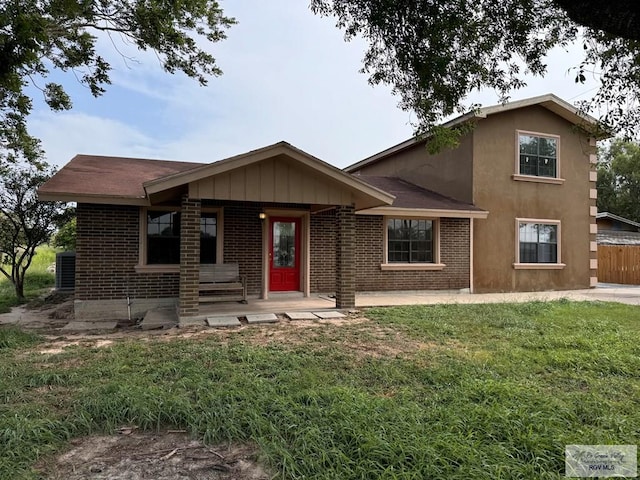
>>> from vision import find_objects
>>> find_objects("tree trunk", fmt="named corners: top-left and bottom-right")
top-left (14, 278), bottom-right (25, 302)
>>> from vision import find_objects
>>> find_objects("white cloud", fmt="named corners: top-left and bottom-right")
top-left (29, 112), bottom-right (163, 167)
top-left (30, 0), bottom-right (601, 171)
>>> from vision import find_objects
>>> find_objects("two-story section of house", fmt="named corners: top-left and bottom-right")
top-left (346, 94), bottom-right (602, 293)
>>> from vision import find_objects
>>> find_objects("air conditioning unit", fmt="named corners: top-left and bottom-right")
top-left (55, 252), bottom-right (76, 292)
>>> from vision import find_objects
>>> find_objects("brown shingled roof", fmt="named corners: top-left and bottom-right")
top-left (597, 230), bottom-right (640, 246)
top-left (38, 147), bottom-right (396, 210)
top-left (39, 154), bottom-right (201, 200)
top-left (356, 175), bottom-right (484, 212)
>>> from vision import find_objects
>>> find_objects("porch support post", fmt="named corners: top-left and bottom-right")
top-left (335, 204), bottom-right (356, 309)
top-left (178, 195), bottom-right (201, 321)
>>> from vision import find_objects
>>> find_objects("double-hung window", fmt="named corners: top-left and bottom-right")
top-left (387, 218), bottom-right (434, 263)
top-left (147, 211), bottom-right (181, 264)
top-left (143, 208), bottom-right (220, 267)
top-left (515, 219), bottom-right (564, 268)
top-left (516, 132), bottom-right (562, 182)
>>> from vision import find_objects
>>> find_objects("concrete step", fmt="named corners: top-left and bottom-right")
top-left (140, 308), bottom-right (178, 330)
top-left (61, 320), bottom-right (118, 332)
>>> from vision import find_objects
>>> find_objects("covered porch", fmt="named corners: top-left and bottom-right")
top-left (140, 142), bottom-right (395, 323)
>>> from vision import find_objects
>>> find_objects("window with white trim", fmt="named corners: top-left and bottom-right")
top-left (387, 218), bottom-right (434, 263)
top-left (517, 221), bottom-right (558, 263)
top-left (518, 132), bottom-right (558, 178)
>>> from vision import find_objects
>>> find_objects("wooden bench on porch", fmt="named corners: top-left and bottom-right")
top-left (199, 264), bottom-right (248, 304)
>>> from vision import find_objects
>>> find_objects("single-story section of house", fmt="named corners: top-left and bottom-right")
top-left (38, 142), bottom-right (488, 322)
top-left (596, 212), bottom-right (640, 245)
top-left (596, 212), bottom-right (640, 284)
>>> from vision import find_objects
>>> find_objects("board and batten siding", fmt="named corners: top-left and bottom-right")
top-left (189, 155), bottom-right (353, 205)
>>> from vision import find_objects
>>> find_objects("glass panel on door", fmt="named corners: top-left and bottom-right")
top-left (273, 221), bottom-right (296, 268)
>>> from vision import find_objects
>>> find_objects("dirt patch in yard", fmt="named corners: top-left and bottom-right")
top-left (38, 339), bottom-right (114, 355)
top-left (235, 316), bottom-right (432, 359)
top-left (37, 430), bottom-right (271, 480)
top-left (27, 314), bottom-right (430, 361)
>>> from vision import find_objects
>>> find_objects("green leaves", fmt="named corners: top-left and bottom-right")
top-left (43, 83), bottom-right (71, 111)
top-left (597, 139), bottom-right (640, 222)
top-left (313, 0), bottom-right (573, 130)
top-left (311, 0), bottom-right (640, 142)
top-left (0, 164), bottom-right (69, 299)
top-left (0, 0), bottom-right (235, 162)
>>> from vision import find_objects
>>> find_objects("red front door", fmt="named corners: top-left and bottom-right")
top-left (269, 217), bottom-right (300, 291)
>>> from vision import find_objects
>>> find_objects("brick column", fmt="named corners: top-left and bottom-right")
top-left (178, 195), bottom-right (201, 320)
top-left (335, 204), bottom-right (356, 309)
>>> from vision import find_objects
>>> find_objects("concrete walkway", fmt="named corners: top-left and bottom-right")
top-left (78, 284), bottom-right (640, 326)
top-left (577, 284), bottom-right (640, 306)
top-left (193, 284), bottom-right (640, 318)
top-left (1, 284), bottom-right (639, 331)
top-left (356, 286), bottom-right (640, 307)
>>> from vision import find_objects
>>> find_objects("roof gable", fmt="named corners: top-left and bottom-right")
top-left (345, 93), bottom-right (606, 173)
top-left (596, 212), bottom-right (640, 230)
top-left (145, 141), bottom-right (394, 210)
top-left (38, 142), bottom-right (395, 210)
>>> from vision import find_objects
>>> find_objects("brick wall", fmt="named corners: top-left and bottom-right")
top-left (222, 203), bottom-right (263, 296)
top-left (308, 214), bottom-right (470, 292)
top-left (77, 203), bottom-right (471, 301)
top-left (78, 201), bottom-right (306, 301)
top-left (76, 204), bottom-right (179, 300)
top-left (355, 216), bottom-right (470, 291)
top-left (310, 210), bottom-right (336, 292)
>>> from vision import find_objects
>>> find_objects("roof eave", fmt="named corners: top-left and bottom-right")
top-left (37, 191), bottom-right (150, 206)
top-left (344, 111), bottom-right (483, 173)
top-left (356, 206), bottom-right (488, 219)
top-left (596, 211), bottom-right (640, 229)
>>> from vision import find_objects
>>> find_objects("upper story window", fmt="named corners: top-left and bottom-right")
top-left (518, 132), bottom-right (558, 178)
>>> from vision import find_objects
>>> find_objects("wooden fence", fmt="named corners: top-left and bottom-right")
top-left (598, 245), bottom-right (640, 285)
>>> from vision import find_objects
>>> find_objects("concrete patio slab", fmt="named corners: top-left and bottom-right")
top-left (245, 313), bottom-right (279, 324)
top-left (61, 321), bottom-right (118, 332)
top-left (180, 317), bottom-right (207, 327)
top-left (313, 311), bottom-right (345, 319)
top-left (285, 311), bottom-right (318, 320)
top-left (206, 316), bottom-right (241, 327)
top-left (0, 306), bottom-right (27, 325)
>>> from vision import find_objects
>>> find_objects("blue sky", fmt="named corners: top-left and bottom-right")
top-left (28, 1), bottom-right (599, 170)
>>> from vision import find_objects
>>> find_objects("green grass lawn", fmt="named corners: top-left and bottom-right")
top-left (1, 301), bottom-right (639, 478)
top-left (0, 246), bottom-right (57, 313)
